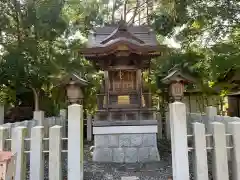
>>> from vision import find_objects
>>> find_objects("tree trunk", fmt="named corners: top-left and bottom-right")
top-left (111, 0), bottom-right (117, 24)
top-left (13, 0), bottom-right (21, 46)
top-left (32, 88), bottom-right (40, 111)
top-left (128, 0), bottom-right (140, 25)
top-left (123, 0), bottom-right (128, 21)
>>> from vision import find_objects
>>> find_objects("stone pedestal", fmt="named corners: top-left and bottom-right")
top-left (92, 125), bottom-right (160, 163)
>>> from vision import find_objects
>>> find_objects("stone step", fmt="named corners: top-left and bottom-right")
top-left (121, 176), bottom-right (139, 180)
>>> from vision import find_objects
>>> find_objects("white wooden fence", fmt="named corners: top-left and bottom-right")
top-left (0, 109), bottom-right (93, 141)
top-left (0, 104), bottom-right (85, 180)
top-left (163, 105), bottom-right (240, 139)
top-left (170, 102), bottom-right (240, 180)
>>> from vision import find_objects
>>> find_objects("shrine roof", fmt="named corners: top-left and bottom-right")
top-left (55, 73), bottom-right (88, 87)
top-left (87, 24), bottom-right (159, 48)
top-left (161, 69), bottom-right (196, 84)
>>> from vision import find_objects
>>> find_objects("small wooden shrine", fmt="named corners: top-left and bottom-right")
top-left (82, 20), bottom-right (165, 121)
top-left (81, 20), bottom-right (164, 163)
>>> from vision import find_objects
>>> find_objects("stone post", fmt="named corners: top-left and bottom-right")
top-left (212, 122), bottom-right (229, 180)
top-left (0, 105), bottom-right (4, 125)
top-left (169, 102), bottom-right (189, 180)
top-left (205, 106), bottom-right (217, 133)
top-left (11, 127), bottom-right (27, 180)
top-left (33, 111), bottom-right (47, 149)
top-left (229, 122), bottom-right (240, 180)
top-left (68, 104), bottom-right (84, 180)
top-left (60, 109), bottom-right (67, 137)
top-left (60, 109), bottom-right (67, 119)
top-left (33, 111), bottom-right (45, 126)
top-left (87, 114), bottom-right (92, 141)
top-left (49, 126), bottom-right (62, 180)
top-left (30, 126), bottom-right (44, 180)
top-left (193, 123), bottom-right (208, 180)
top-left (156, 112), bottom-right (162, 139)
top-left (165, 111), bottom-right (171, 139)
top-left (205, 106), bottom-right (217, 148)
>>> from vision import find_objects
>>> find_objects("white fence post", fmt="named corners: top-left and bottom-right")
top-left (33, 111), bottom-right (45, 126)
top-left (3, 123), bottom-right (12, 150)
top-left (11, 126), bottom-right (27, 180)
top-left (49, 125), bottom-right (62, 180)
top-left (30, 126), bottom-right (44, 180)
top-left (60, 109), bottom-right (67, 120)
top-left (156, 112), bottom-right (162, 139)
top-left (193, 123), bottom-right (208, 180)
top-left (0, 127), bottom-right (8, 151)
top-left (34, 111), bottom-right (49, 150)
top-left (229, 122), bottom-right (240, 180)
top-left (87, 114), bottom-right (92, 141)
top-left (0, 105), bottom-right (4, 125)
top-left (212, 122), bottom-right (229, 180)
top-left (68, 104), bottom-right (84, 180)
top-left (60, 109), bottom-right (67, 137)
top-left (165, 111), bottom-right (171, 139)
top-left (205, 106), bottom-right (217, 133)
top-left (169, 102), bottom-right (189, 180)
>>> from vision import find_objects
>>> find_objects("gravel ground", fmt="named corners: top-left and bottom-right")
top-left (24, 140), bottom-right (172, 180)
top-left (24, 139), bottom-right (232, 180)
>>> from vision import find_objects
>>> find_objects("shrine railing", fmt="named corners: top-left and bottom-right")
top-left (95, 108), bottom-right (156, 121)
top-left (96, 92), bottom-right (152, 109)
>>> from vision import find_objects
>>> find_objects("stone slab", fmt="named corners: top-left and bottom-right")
top-left (94, 135), bottom-right (109, 147)
top-left (130, 134), bottom-right (143, 147)
top-left (113, 148), bottom-right (124, 163)
top-left (93, 148), bottom-right (112, 162)
top-left (119, 134), bottom-right (131, 147)
top-left (121, 176), bottom-right (139, 180)
top-left (108, 135), bottom-right (119, 147)
top-left (93, 132), bottom-right (160, 163)
top-left (93, 125), bottom-right (158, 134)
top-left (149, 147), bottom-right (160, 161)
top-left (138, 147), bottom-right (150, 162)
top-left (143, 134), bottom-right (157, 147)
top-left (93, 120), bottom-right (158, 126)
top-left (125, 148), bottom-right (138, 163)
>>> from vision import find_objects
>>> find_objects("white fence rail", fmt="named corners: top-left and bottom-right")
top-left (162, 106), bottom-right (240, 139)
top-left (170, 102), bottom-right (240, 180)
top-left (0, 109), bottom-right (93, 141)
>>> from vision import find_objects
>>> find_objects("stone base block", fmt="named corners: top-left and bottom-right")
top-left (92, 133), bottom-right (160, 163)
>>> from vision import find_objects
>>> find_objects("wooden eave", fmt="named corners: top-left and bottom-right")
top-left (100, 26), bottom-right (144, 45)
top-left (55, 74), bottom-right (89, 88)
top-left (80, 41), bottom-right (164, 57)
top-left (87, 56), bottom-right (153, 70)
top-left (161, 69), bottom-right (197, 84)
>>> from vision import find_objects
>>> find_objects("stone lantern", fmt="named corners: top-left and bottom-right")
top-left (57, 74), bottom-right (88, 105)
top-left (66, 80), bottom-right (84, 104)
top-left (161, 69), bottom-right (196, 102)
